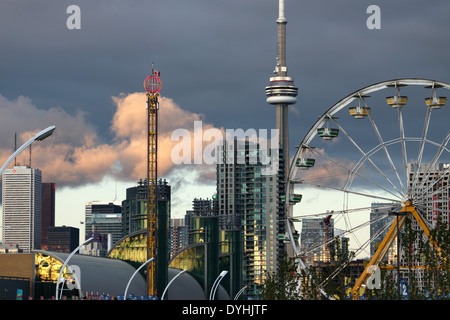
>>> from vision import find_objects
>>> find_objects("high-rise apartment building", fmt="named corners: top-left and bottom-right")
top-left (216, 138), bottom-right (284, 298)
top-left (408, 162), bottom-right (449, 226)
top-left (169, 218), bottom-right (188, 259)
top-left (405, 163), bottom-right (449, 270)
top-left (2, 166), bottom-right (42, 253)
top-left (192, 198), bottom-right (217, 216)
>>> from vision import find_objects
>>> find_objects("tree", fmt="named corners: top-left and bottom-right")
top-left (261, 254), bottom-right (302, 300)
top-left (419, 216), bottom-right (450, 299)
top-left (366, 214), bottom-right (450, 300)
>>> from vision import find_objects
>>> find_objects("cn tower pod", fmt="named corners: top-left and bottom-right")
top-left (265, 76), bottom-right (298, 105)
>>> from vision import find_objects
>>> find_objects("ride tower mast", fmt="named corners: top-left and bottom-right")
top-left (143, 65), bottom-right (162, 297)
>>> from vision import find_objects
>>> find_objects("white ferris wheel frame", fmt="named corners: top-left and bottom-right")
top-left (284, 78), bottom-right (450, 297)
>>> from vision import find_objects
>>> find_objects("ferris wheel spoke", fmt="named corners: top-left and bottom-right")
top-left (419, 182), bottom-right (449, 199)
top-left (306, 148), bottom-right (402, 200)
top-left (293, 180), bottom-right (401, 204)
top-left (291, 204), bottom-right (394, 220)
top-left (295, 206), bottom-right (393, 266)
top-left (417, 164), bottom-right (450, 197)
top-left (320, 214), bottom-right (395, 287)
top-left (411, 107), bottom-right (433, 193)
top-left (413, 202), bottom-right (445, 221)
top-left (300, 213), bottom-right (391, 258)
top-left (415, 195), bottom-right (449, 209)
top-left (368, 113), bottom-right (406, 194)
top-left (415, 207), bottom-right (433, 230)
top-left (398, 108), bottom-right (409, 181)
top-left (330, 117), bottom-right (405, 198)
top-left (415, 131), bottom-right (450, 193)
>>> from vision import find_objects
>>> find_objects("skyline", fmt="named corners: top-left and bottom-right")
top-left (1, 1), bottom-right (449, 242)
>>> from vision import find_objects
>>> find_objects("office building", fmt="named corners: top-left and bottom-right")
top-left (300, 217), bottom-right (335, 265)
top-left (177, 209), bottom-right (242, 299)
top-left (85, 201), bottom-right (122, 254)
top-left (47, 226), bottom-right (79, 253)
top-left (41, 182), bottom-right (55, 250)
top-left (120, 178), bottom-right (171, 294)
top-left (121, 179), bottom-right (171, 237)
top-left (2, 166), bottom-right (42, 253)
top-left (370, 203), bottom-right (397, 264)
top-left (184, 198), bottom-right (218, 245)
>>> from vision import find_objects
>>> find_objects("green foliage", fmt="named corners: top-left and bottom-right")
top-left (261, 254), bottom-right (302, 300)
top-left (364, 215), bottom-right (450, 300)
top-left (262, 217), bottom-right (450, 300)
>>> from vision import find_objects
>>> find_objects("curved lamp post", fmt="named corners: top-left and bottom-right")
top-left (209, 270), bottom-right (228, 300)
top-left (124, 257), bottom-right (154, 300)
top-left (56, 236), bottom-right (94, 300)
top-left (0, 126), bottom-right (55, 176)
top-left (161, 269), bottom-right (187, 300)
top-left (234, 285), bottom-right (247, 300)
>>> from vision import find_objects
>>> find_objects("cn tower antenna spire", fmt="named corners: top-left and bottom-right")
top-left (277, 0), bottom-right (287, 23)
top-left (276, 0), bottom-right (287, 76)
top-left (266, 0), bottom-right (298, 178)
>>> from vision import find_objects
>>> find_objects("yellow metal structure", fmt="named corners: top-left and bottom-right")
top-left (351, 201), bottom-right (445, 299)
top-left (146, 93), bottom-right (158, 297)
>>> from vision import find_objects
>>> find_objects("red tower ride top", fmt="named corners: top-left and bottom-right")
top-left (143, 68), bottom-right (162, 94)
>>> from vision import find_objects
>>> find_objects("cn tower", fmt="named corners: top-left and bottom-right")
top-left (265, 0), bottom-right (298, 179)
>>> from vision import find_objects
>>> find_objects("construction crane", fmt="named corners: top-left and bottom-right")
top-left (143, 65), bottom-right (162, 297)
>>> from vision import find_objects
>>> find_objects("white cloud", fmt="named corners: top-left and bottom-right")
top-left (0, 92), bottom-right (221, 240)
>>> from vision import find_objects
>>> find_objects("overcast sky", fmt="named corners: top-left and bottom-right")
top-left (1, 1), bottom-right (449, 233)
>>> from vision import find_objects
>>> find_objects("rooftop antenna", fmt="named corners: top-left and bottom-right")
top-left (113, 179), bottom-right (118, 203)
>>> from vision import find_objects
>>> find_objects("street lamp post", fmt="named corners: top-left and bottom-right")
top-left (124, 257), bottom-right (154, 300)
top-left (0, 125), bottom-right (55, 176)
top-left (55, 236), bottom-right (94, 300)
top-left (161, 269), bottom-right (187, 300)
top-left (209, 270), bottom-right (228, 300)
top-left (234, 285), bottom-right (247, 300)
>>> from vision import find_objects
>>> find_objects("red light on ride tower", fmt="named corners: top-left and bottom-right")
top-left (143, 68), bottom-right (162, 94)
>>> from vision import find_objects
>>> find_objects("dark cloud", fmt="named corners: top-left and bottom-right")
top-left (0, 0), bottom-right (449, 190)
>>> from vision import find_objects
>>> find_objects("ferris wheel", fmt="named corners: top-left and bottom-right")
top-left (285, 78), bottom-right (450, 299)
